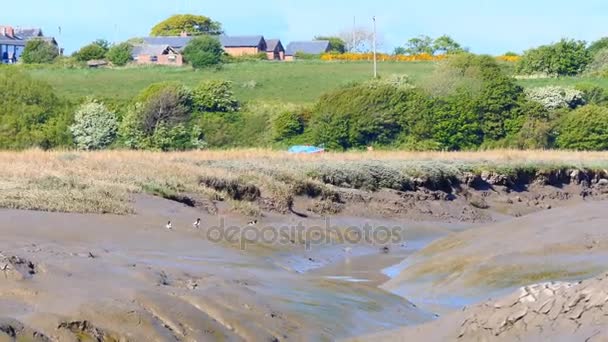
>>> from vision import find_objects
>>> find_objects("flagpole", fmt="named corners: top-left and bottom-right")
top-left (373, 16), bottom-right (377, 78)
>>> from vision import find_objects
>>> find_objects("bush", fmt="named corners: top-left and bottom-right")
top-left (516, 39), bottom-right (591, 76)
top-left (309, 83), bottom-right (419, 150)
top-left (106, 43), bottom-right (133, 66)
top-left (588, 37), bottom-right (608, 56)
top-left (192, 80), bottom-right (239, 112)
top-left (272, 110), bottom-right (305, 141)
top-left (0, 68), bottom-right (71, 149)
top-left (584, 48), bottom-right (608, 75)
top-left (556, 105), bottom-right (608, 150)
top-left (74, 42), bottom-right (108, 62)
top-left (182, 36), bottom-right (223, 69)
top-left (575, 83), bottom-right (608, 106)
top-left (70, 100), bottom-right (118, 150)
top-left (525, 86), bottom-right (585, 110)
top-left (21, 39), bottom-right (59, 64)
top-left (119, 82), bottom-right (193, 148)
top-left (151, 123), bottom-right (206, 151)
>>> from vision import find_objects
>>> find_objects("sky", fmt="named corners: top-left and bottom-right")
top-left (4, 0), bottom-right (608, 54)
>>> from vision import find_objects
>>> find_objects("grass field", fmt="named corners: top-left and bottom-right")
top-left (2, 149), bottom-right (608, 215)
top-left (26, 61), bottom-right (436, 104)
top-left (24, 61), bottom-right (608, 104)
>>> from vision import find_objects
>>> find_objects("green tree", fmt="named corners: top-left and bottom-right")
top-left (556, 105), bottom-right (608, 150)
top-left (150, 14), bottom-right (223, 36)
top-left (20, 39), bottom-right (59, 64)
top-left (309, 83), bottom-right (417, 149)
top-left (70, 100), bottom-right (118, 150)
top-left (393, 47), bottom-right (407, 55)
top-left (106, 43), bottom-right (133, 66)
top-left (182, 36), bottom-right (224, 69)
top-left (74, 42), bottom-right (108, 61)
top-left (119, 82), bottom-right (194, 149)
top-left (516, 39), bottom-right (591, 76)
top-left (584, 48), bottom-right (608, 75)
top-left (192, 80), bottom-right (239, 112)
top-left (432, 88), bottom-right (483, 150)
top-left (272, 111), bottom-right (305, 141)
top-left (315, 36), bottom-right (346, 53)
top-left (405, 35), bottom-right (434, 55)
top-left (433, 35), bottom-right (464, 54)
top-left (0, 68), bottom-right (70, 149)
top-left (588, 37), bottom-right (608, 56)
top-left (93, 39), bottom-right (111, 51)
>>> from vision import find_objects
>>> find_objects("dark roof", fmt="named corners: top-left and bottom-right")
top-left (285, 41), bottom-right (330, 56)
top-left (142, 35), bottom-right (267, 50)
top-left (265, 39), bottom-right (283, 52)
top-left (0, 35), bottom-right (25, 46)
top-left (219, 35), bottom-right (265, 48)
top-left (15, 28), bottom-right (43, 39)
top-left (132, 44), bottom-right (179, 57)
top-left (142, 36), bottom-right (193, 50)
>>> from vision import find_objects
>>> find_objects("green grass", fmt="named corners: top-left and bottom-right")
top-left (26, 61), bottom-right (436, 104)
top-left (22, 61), bottom-right (608, 104)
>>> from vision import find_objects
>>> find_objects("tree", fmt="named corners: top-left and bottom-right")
top-left (516, 39), bottom-right (591, 76)
top-left (393, 47), bottom-right (407, 55)
top-left (182, 36), bottom-right (224, 69)
top-left (20, 39), bottom-right (59, 64)
top-left (150, 14), bottom-right (223, 36)
top-left (119, 82), bottom-right (196, 149)
top-left (315, 36), bottom-right (346, 53)
top-left (93, 39), bottom-right (111, 51)
top-left (74, 42), bottom-right (108, 61)
top-left (338, 27), bottom-right (375, 52)
top-left (0, 68), bottom-right (70, 149)
top-left (588, 37), bottom-right (608, 56)
top-left (193, 80), bottom-right (239, 112)
top-left (584, 48), bottom-right (608, 75)
top-left (405, 35), bottom-right (435, 55)
top-left (272, 111), bottom-right (305, 141)
top-left (433, 35), bottom-right (464, 54)
top-left (525, 86), bottom-right (585, 110)
top-left (70, 100), bottom-right (118, 150)
top-left (106, 43), bottom-right (133, 66)
top-left (556, 105), bottom-right (608, 150)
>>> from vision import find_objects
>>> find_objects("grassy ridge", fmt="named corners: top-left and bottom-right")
top-left (1, 149), bottom-right (608, 215)
top-left (24, 61), bottom-right (608, 104)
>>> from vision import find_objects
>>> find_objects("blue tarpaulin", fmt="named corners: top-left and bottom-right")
top-left (288, 145), bottom-right (325, 154)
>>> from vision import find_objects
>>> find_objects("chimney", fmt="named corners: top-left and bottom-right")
top-left (180, 31), bottom-right (188, 37)
top-left (0, 26), bottom-right (14, 38)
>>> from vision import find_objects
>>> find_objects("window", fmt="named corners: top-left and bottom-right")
top-left (150, 56), bottom-right (158, 62)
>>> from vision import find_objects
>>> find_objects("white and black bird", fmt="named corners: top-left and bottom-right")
top-left (247, 220), bottom-right (258, 226)
top-left (193, 218), bottom-right (201, 229)
top-left (166, 221), bottom-right (173, 230)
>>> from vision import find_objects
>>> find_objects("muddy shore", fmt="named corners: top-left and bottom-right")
top-left (1, 172), bottom-right (608, 341)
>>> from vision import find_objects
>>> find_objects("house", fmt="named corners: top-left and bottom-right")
top-left (0, 26), bottom-right (58, 64)
top-left (132, 45), bottom-right (183, 66)
top-left (218, 35), bottom-right (267, 57)
top-left (141, 34), bottom-right (273, 60)
top-left (265, 39), bottom-right (285, 60)
top-left (142, 36), bottom-right (193, 51)
top-left (285, 40), bottom-right (331, 61)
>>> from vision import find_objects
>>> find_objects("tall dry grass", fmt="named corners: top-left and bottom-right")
top-left (0, 149), bottom-right (606, 215)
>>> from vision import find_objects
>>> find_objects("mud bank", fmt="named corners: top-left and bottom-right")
top-left (0, 196), bottom-right (441, 341)
top-left (350, 272), bottom-right (608, 342)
